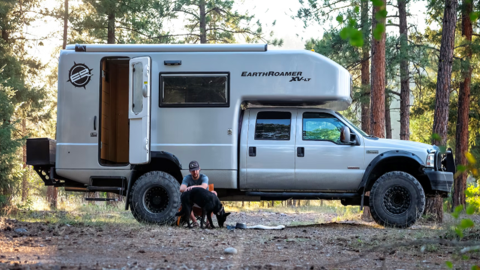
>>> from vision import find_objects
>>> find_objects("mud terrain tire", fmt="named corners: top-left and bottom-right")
top-left (369, 171), bottom-right (425, 228)
top-left (130, 171), bottom-right (180, 225)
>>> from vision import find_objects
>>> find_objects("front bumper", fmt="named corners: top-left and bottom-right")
top-left (425, 171), bottom-right (454, 194)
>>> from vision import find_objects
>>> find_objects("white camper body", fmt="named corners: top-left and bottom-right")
top-left (26, 44), bottom-right (454, 228)
top-left (55, 44), bottom-right (351, 188)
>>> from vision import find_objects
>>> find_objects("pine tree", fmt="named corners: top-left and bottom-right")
top-left (427, 0), bottom-right (458, 222)
top-left (70, 0), bottom-right (175, 44)
top-left (453, 0), bottom-right (473, 209)
top-left (1, 0), bottom-right (51, 208)
top-left (370, 0), bottom-right (386, 138)
top-left (170, 0), bottom-right (266, 44)
top-left (398, 0), bottom-right (410, 141)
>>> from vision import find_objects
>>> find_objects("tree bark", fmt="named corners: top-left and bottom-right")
top-left (425, 195), bottom-right (443, 221)
top-left (453, 0), bottom-right (472, 209)
top-left (199, 0), bottom-right (207, 43)
top-left (385, 93), bottom-right (392, 139)
top-left (371, 0), bottom-right (386, 138)
top-left (21, 119), bottom-right (27, 202)
top-left (369, 4), bottom-right (376, 136)
top-left (63, 0), bottom-right (68, 50)
top-left (1, 29), bottom-right (8, 43)
top-left (107, 12), bottom-right (115, 44)
top-left (361, 0), bottom-right (371, 134)
top-left (431, 0), bottom-right (458, 146)
top-left (47, 186), bottom-right (57, 209)
top-left (427, 0), bottom-right (458, 222)
top-left (398, 0), bottom-right (410, 140)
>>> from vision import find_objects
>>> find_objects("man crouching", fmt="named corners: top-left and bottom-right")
top-left (179, 161), bottom-right (217, 227)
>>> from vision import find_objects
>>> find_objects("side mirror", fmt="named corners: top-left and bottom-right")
top-left (340, 126), bottom-right (351, 144)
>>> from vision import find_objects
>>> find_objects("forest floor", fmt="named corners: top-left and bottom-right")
top-left (1, 203), bottom-right (480, 270)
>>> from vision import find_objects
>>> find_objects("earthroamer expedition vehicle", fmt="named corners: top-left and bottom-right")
top-left (26, 44), bottom-right (455, 228)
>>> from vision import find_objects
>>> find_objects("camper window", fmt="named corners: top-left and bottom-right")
top-left (254, 112), bottom-right (291, 140)
top-left (132, 62), bottom-right (144, 114)
top-left (160, 73), bottom-right (229, 107)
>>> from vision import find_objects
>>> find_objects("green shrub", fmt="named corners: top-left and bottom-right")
top-left (466, 184), bottom-right (480, 213)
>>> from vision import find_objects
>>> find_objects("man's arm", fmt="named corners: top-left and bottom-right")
top-left (180, 184), bottom-right (188, 193)
top-left (185, 183), bottom-right (208, 191)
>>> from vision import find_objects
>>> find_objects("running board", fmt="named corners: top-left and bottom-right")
top-left (246, 192), bottom-right (359, 200)
top-left (84, 198), bottom-right (119, 202)
top-left (87, 186), bottom-right (124, 192)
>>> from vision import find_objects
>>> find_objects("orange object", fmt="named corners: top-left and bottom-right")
top-left (176, 184), bottom-right (214, 226)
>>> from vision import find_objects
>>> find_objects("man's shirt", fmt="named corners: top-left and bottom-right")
top-left (181, 174), bottom-right (209, 187)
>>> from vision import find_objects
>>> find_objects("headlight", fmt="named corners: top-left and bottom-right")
top-left (426, 152), bottom-right (435, 167)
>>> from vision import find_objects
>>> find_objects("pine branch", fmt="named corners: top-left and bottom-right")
top-left (175, 9), bottom-right (200, 20)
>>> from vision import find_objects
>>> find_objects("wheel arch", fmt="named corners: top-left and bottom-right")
top-left (358, 150), bottom-right (430, 194)
top-left (125, 151), bottom-right (183, 210)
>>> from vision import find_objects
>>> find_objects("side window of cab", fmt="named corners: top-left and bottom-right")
top-left (302, 112), bottom-right (346, 144)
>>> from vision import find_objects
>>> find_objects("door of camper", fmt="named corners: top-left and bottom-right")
top-left (129, 57), bottom-right (151, 164)
top-left (245, 109), bottom-right (297, 189)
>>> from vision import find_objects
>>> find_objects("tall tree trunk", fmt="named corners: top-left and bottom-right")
top-left (371, 0), bottom-right (386, 139)
top-left (364, 0), bottom-right (386, 221)
top-left (453, 0), bottom-right (472, 209)
top-left (398, 0), bottom-right (410, 140)
top-left (1, 29), bottom-right (8, 42)
top-left (432, 0), bottom-right (458, 146)
top-left (107, 12), bottom-right (115, 44)
top-left (21, 119), bottom-right (27, 202)
top-left (361, 0), bottom-right (371, 133)
top-left (427, 0), bottom-right (458, 222)
top-left (47, 186), bottom-right (57, 209)
top-left (199, 0), bottom-right (207, 43)
top-left (63, 0), bottom-right (68, 50)
top-left (369, 4), bottom-right (376, 136)
top-left (385, 93), bottom-right (392, 139)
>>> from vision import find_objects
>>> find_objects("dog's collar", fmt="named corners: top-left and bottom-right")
top-left (216, 207), bottom-right (224, 216)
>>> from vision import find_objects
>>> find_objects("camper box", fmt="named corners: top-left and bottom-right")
top-left (27, 44), bottom-right (454, 228)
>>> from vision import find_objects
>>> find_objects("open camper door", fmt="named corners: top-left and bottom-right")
top-left (128, 57), bottom-right (151, 164)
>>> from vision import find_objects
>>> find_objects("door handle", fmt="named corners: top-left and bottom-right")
top-left (93, 116), bottom-right (97, 130)
top-left (297, 147), bottom-right (304, 157)
top-left (249, 147), bottom-right (256, 157)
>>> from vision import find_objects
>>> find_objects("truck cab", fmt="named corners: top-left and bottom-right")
top-left (26, 44), bottom-right (454, 228)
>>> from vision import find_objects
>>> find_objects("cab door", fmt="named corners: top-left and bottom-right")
top-left (245, 109), bottom-right (296, 190)
top-left (294, 110), bottom-right (365, 190)
top-left (128, 57), bottom-right (151, 164)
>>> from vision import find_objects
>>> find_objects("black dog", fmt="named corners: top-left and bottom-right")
top-left (176, 188), bottom-right (230, 228)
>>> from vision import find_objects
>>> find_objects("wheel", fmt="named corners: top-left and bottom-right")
top-left (129, 171), bottom-right (181, 225)
top-left (369, 171), bottom-right (425, 228)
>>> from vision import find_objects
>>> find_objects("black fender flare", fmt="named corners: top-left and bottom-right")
top-left (150, 151), bottom-right (182, 169)
top-left (357, 150), bottom-right (424, 209)
top-left (125, 151), bottom-right (183, 210)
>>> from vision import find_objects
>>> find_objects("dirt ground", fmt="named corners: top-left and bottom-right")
top-left (1, 210), bottom-right (479, 270)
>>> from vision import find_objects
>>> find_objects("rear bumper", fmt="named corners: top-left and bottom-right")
top-left (426, 171), bottom-right (453, 194)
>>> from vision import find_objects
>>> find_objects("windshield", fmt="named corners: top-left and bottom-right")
top-left (335, 112), bottom-right (369, 137)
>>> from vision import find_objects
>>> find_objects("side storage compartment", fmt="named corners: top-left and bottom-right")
top-left (26, 138), bottom-right (56, 166)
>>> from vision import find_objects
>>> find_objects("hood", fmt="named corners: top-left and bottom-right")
top-left (364, 138), bottom-right (435, 159)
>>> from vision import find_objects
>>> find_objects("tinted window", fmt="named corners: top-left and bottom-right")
top-left (255, 112), bottom-right (291, 140)
top-left (303, 112), bottom-right (345, 143)
top-left (132, 62), bottom-right (144, 114)
top-left (161, 74), bottom-right (228, 106)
